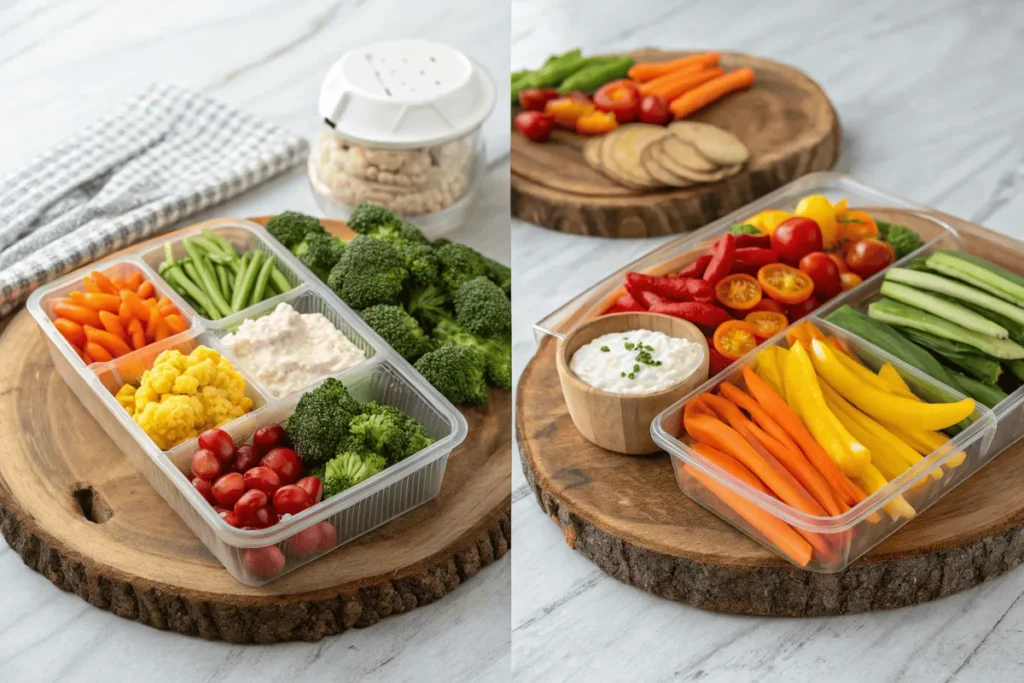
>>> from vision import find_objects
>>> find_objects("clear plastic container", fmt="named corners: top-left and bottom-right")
top-left (309, 40), bottom-right (495, 238)
top-left (533, 172), bottom-right (964, 344)
top-left (27, 218), bottom-right (468, 585)
top-left (651, 320), bottom-right (998, 572)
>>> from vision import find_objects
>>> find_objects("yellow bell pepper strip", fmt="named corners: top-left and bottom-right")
top-left (808, 339), bottom-right (976, 432)
top-left (821, 382), bottom-right (942, 482)
top-left (784, 342), bottom-right (871, 476)
top-left (745, 209), bottom-right (791, 235)
top-left (876, 363), bottom-right (919, 400)
top-left (755, 347), bottom-right (785, 398)
top-left (795, 194), bottom-right (839, 248)
top-left (853, 463), bottom-right (916, 520)
top-left (833, 350), bottom-right (896, 393)
top-left (883, 423), bottom-right (967, 469)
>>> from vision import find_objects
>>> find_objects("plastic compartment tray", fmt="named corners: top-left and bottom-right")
top-left (533, 172), bottom-right (964, 343)
top-left (651, 320), bottom-right (998, 572)
top-left (27, 219), bottom-right (468, 586)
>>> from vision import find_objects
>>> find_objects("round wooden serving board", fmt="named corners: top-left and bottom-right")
top-left (0, 218), bottom-right (510, 643)
top-left (511, 50), bottom-right (841, 238)
top-left (517, 210), bottom-right (1024, 616)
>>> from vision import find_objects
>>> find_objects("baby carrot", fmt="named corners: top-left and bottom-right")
top-left (688, 444), bottom-right (812, 566)
top-left (670, 67), bottom-right (755, 119)
top-left (84, 326), bottom-right (132, 357)
top-left (68, 291), bottom-right (87, 305)
top-left (126, 272), bottom-right (144, 291)
top-left (90, 270), bottom-right (118, 295)
top-left (84, 341), bottom-right (113, 362)
top-left (81, 292), bottom-right (121, 313)
top-left (81, 350), bottom-right (94, 364)
top-left (153, 319), bottom-right (172, 342)
top-left (164, 314), bottom-right (188, 334)
top-left (118, 300), bottom-right (133, 327)
top-left (627, 52), bottom-right (720, 83)
top-left (83, 276), bottom-right (102, 294)
top-left (156, 296), bottom-right (177, 316)
top-left (98, 310), bottom-right (129, 342)
top-left (146, 307), bottom-right (166, 341)
top-left (53, 301), bottom-right (102, 327)
top-left (54, 317), bottom-right (86, 348)
top-left (743, 366), bottom-right (867, 506)
top-left (127, 318), bottom-right (146, 350)
top-left (639, 66), bottom-right (723, 101)
top-left (121, 290), bottom-right (150, 322)
top-left (111, 277), bottom-right (127, 290)
top-left (137, 280), bottom-right (155, 299)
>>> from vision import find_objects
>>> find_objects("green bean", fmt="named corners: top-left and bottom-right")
top-left (201, 229), bottom-right (239, 259)
top-left (190, 235), bottom-right (223, 257)
top-left (250, 257), bottom-right (275, 307)
top-left (166, 264), bottom-right (218, 319)
top-left (183, 239), bottom-right (232, 317)
top-left (216, 264), bottom-right (232, 300)
top-left (231, 259), bottom-right (247, 302)
top-left (232, 250), bottom-right (264, 313)
top-left (269, 266), bottom-right (292, 295)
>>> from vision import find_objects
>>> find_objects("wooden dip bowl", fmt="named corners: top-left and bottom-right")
top-left (555, 312), bottom-right (710, 455)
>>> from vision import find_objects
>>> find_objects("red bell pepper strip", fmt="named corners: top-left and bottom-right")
top-left (604, 292), bottom-right (644, 314)
top-left (676, 254), bottom-right (713, 279)
top-left (625, 272), bottom-right (713, 303)
top-left (706, 343), bottom-right (733, 375)
top-left (703, 234), bottom-right (736, 285)
top-left (638, 291), bottom-right (667, 308)
top-left (733, 233), bottom-right (771, 249)
top-left (648, 301), bottom-right (732, 327)
top-left (730, 247), bottom-right (778, 274)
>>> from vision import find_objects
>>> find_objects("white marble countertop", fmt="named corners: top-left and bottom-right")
top-left (512, 0), bottom-right (1024, 681)
top-left (0, 1), bottom-right (510, 681)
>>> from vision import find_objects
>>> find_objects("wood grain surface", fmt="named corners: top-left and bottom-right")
top-left (511, 50), bottom-right (841, 237)
top-left (0, 218), bottom-right (511, 643)
top-left (516, 209), bottom-right (1024, 616)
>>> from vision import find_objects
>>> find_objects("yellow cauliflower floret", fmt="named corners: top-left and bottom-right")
top-left (117, 345), bottom-right (253, 450)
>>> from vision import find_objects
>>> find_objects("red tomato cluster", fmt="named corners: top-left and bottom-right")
top-left (189, 426), bottom-right (334, 578)
top-left (515, 82), bottom-right (670, 142)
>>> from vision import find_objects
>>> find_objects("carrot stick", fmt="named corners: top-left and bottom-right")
top-left (719, 382), bottom-right (800, 454)
top-left (639, 66), bottom-right (723, 100)
top-left (701, 393), bottom-right (842, 516)
top-left (627, 52), bottom-right (720, 82)
top-left (84, 326), bottom-right (132, 357)
top-left (684, 413), bottom-right (825, 518)
top-left (688, 444), bottom-right (812, 566)
top-left (742, 366), bottom-right (868, 506)
top-left (670, 67), bottom-right (755, 119)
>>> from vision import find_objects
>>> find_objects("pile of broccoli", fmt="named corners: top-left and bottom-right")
top-left (266, 204), bottom-right (512, 406)
top-left (286, 378), bottom-right (435, 499)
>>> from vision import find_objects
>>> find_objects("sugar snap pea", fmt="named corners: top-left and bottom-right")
top-left (557, 56), bottom-right (634, 94)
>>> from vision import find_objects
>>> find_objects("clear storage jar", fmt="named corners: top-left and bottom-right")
top-left (309, 39), bottom-right (495, 238)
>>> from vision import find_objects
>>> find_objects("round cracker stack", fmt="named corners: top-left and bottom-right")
top-left (584, 121), bottom-right (749, 190)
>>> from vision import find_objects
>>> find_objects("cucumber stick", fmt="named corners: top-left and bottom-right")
top-left (926, 250), bottom-right (1024, 307)
top-left (885, 267), bottom-right (1024, 326)
top-left (879, 280), bottom-right (1009, 339)
top-left (868, 298), bottom-right (1024, 360)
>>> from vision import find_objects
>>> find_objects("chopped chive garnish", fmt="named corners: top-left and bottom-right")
top-left (600, 346), bottom-right (610, 352)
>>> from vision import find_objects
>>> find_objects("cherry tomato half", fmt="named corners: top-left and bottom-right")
top-left (770, 217), bottom-right (823, 266)
top-left (845, 239), bottom-right (895, 279)
top-left (592, 80), bottom-right (641, 124)
top-left (714, 273), bottom-right (762, 311)
top-left (827, 252), bottom-right (849, 273)
top-left (744, 311), bottom-right (789, 340)
top-left (840, 271), bottom-right (863, 290)
top-left (713, 320), bottom-right (761, 361)
top-left (514, 111), bottom-right (556, 142)
top-left (798, 251), bottom-right (842, 300)
top-left (757, 264), bottom-right (814, 305)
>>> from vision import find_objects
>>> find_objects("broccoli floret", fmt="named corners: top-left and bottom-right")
top-left (406, 285), bottom-right (452, 331)
top-left (285, 378), bottom-right (362, 463)
top-left (292, 231), bottom-right (346, 281)
top-left (433, 319), bottom-right (511, 389)
top-left (322, 450), bottom-right (387, 498)
top-left (414, 344), bottom-right (488, 405)
top-left (485, 257), bottom-right (511, 297)
top-left (360, 304), bottom-right (432, 361)
top-left (454, 276), bottom-right (511, 339)
top-left (877, 220), bottom-right (923, 259)
top-left (266, 211), bottom-right (324, 249)
top-left (436, 243), bottom-right (489, 295)
top-left (348, 203), bottom-right (401, 236)
top-left (396, 241), bottom-right (440, 287)
top-left (327, 235), bottom-right (407, 309)
top-left (375, 220), bottom-right (428, 245)
top-left (348, 403), bottom-right (433, 465)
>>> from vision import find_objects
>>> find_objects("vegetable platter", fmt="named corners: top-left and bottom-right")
top-left (518, 172), bottom-right (1024, 614)
top-left (511, 49), bottom-right (840, 238)
top-left (0, 217), bottom-right (510, 643)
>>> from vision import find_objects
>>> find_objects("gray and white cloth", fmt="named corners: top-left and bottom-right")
top-left (0, 83), bottom-right (308, 315)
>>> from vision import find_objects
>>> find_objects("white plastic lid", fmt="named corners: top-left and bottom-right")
top-left (318, 39), bottom-right (495, 150)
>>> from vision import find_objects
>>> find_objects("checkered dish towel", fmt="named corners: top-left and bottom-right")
top-left (0, 83), bottom-right (308, 315)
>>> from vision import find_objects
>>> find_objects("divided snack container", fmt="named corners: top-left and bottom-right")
top-left (534, 171), bottom-right (1024, 571)
top-left (310, 39), bottom-right (496, 238)
top-left (28, 219), bottom-right (468, 586)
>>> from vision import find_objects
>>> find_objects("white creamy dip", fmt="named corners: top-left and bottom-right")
top-left (221, 303), bottom-right (366, 396)
top-left (569, 329), bottom-right (703, 395)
